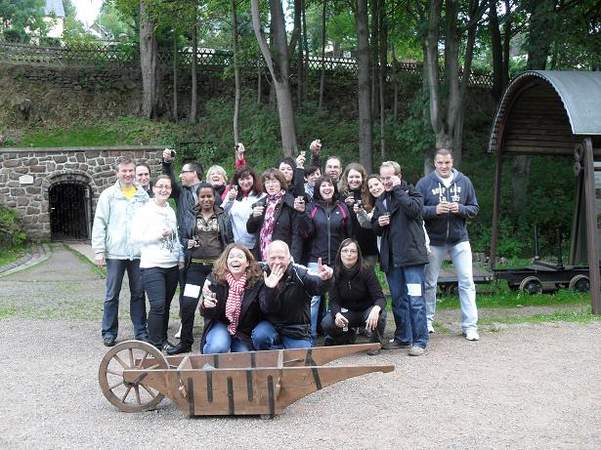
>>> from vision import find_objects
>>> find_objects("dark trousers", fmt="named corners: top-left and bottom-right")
top-left (180, 262), bottom-right (212, 346)
top-left (321, 307), bottom-right (387, 345)
top-left (102, 258), bottom-right (147, 340)
top-left (141, 266), bottom-right (179, 348)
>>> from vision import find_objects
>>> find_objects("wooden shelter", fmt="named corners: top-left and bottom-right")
top-left (488, 70), bottom-right (601, 313)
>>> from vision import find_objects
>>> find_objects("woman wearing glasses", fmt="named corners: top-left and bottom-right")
top-left (132, 175), bottom-right (184, 350)
top-left (320, 238), bottom-right (387, 354)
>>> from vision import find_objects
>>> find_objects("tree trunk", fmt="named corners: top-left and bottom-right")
top-left (502, 0), bottom-right (511, 89)
top-left (172, 32), bottom-right (178, 122)
top-left (139, 0), bottom-right (160, 119)
top-left (378, 0), bottom-right (387, 158)
top-left (356, 0), bottom-right (373, 173)
top-left (301, 1), bottom-right (309, 102)
top-left (231, 0), bottom-right (241, 144)
top-left (370, 0), bottom-right (379, 118)
top-left (450, 0), bottom-right (481, 168)
top-left (318, 0), bottom-right (327, 110)
top-left (257, 66), bottom-right (262, 105)
top-left (424, 0), bottom-right (445, 155)
top-left (489, 0), bottom-right (504, 102)
top-left (189, 10), bottom-right (198, 123)
top-left (251, 0), bottom-right (298, 156)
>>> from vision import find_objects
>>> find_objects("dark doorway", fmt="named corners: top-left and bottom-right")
top-left (49, 183), bottom-right (91, 240)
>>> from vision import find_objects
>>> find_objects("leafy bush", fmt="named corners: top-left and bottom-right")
top-left (0, 206), bottom-right (27, 249)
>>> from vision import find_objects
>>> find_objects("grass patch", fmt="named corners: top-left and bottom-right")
top-left (17, 117), bottom-right (186, 148)
top-left (479, 307), bottom-right (601, 325)
top-left (437, 283), bottom-right (589, 310)
top-left (0, 245), bottom-right (28, 267)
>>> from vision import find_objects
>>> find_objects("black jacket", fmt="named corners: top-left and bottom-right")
top-left (329, 265), bottom-right (386, 316)
top-left (181, 205), bottom-right (234, 266)
top-left (259, 263), bottom-right (326, 339)
top-left (372, 182), bottom-right (429, 272)
top-left (299, 200), bottom-right (352, 266)
top-left (162, 160), bottom-right (200, 241)
top-left (199, 274), bottom-right (264, 351)
top-left (415, 169), bottom-right (479, 245)
top-left (246, 192), bottom-right (302, 262)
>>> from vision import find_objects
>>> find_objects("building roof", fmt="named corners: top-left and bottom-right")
top-left (44, 0), bottom-right (65, 18)
top-left (488, 70), bottom-right (601, 155)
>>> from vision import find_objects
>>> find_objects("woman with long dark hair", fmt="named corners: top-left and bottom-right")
top-left (321, 238), bottom-right (387, 353)
top-left (221, 166), bottom-right (264, 255)
top-left (199, 243), bottom-right (264, 353)
top-left (339, 163), bottom-right (379, 268)
top-left (299, 175), bottom-right (352, 343)
top-left (246, 168), bottom-right (303, 262)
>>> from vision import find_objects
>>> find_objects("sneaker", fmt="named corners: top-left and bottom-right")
top-left (174, 323), bottom-right (182, 339)
top-left (465, 330), bottom-right (480, 341)
top-left (384, 339), bottom-right (410, 350)
top-left (427, 322), bottom-right (435, 334)
top-left (103, 336), bottom-right (116, 347)
top-left (408, 346), bottom-right (425, 356)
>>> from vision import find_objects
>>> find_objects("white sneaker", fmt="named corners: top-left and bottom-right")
top-left (427, 323), bottom-right (435, 334)
top-left (174, 323), bottom-right (182, 339)
top-left (465, 330), bottom-right (480, 341)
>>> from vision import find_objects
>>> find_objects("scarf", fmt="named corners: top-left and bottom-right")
top-left (259, 190), bottom-right (285, 260)
top-left (224, 272), bottom-right (247, 335)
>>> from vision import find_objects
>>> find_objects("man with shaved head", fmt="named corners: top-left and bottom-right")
top-left (252, 240), bottom-right (333, 349)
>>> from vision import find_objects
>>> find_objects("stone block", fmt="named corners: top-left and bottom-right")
top-left (26, 207), bottom-right (39, 215)
top-left (76, 153), bottom-right (85, 162)
top-left (53, 155), bottom-right (67, 163)
top-left (26, 187), bottom-right (39, 195)
top-left (27, 158), bottom-right (39, 165)
top-left (30, 165), bottom-right (46, 173)
top-left (79, 163), bottom-right (89, 171)
top-left (10, 188), bottom-right (25, 196)
top-left (14, 167), bottom-right (29, 174)
top-left (17, 197), bottom-right (28, 206)
top-left (3, 159), bottom-right (20, 168)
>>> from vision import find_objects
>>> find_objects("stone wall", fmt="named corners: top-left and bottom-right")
top-left (0, 146), bottom-right (163, 241)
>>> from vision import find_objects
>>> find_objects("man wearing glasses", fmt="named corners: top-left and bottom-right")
top-left (161, 149), bottom-right (204, 354)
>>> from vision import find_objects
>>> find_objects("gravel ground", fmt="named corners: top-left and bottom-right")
top-left (1, 245), bottom-right (600, 449)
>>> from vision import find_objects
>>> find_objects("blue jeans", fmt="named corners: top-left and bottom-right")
top-left (102, 258), bottom-right (147, 340)
top-left (252, 321), bottom-right (312, 350)
top-left (141, 266), bottom-right (179, 348)
top-left (424, 241), bottom-right (478, 332)
top-left (307, 262), bottom-right (320, 342)
top-left (386, 264), bottom-right (428, 348)
top-left (203, 321), bottom-right (251, 353)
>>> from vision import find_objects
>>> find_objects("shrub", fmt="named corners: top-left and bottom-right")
top-left (0, 206), bottom-right (27, 249)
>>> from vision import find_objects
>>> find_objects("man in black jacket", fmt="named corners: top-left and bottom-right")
top-left (162, 148), bottom-right (203, 352)
top-left (252, 240), bottom-right (333, 349)
top-left (372, 161), bottom-right (429, 356)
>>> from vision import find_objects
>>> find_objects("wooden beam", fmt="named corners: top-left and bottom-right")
top-left (582, 137), bottom-right (601, 314)
top-left (490, 146), bottom-right (503, 271)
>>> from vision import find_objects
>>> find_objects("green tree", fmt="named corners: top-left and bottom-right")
top-left (0, 0), bottom-right (46, 42)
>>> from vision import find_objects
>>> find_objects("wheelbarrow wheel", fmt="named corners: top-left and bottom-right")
top-left (99, 340), bottom-right (168, 413)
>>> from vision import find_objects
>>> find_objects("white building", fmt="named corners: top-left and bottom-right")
top-left (43, 0), bottom-right (65, 39)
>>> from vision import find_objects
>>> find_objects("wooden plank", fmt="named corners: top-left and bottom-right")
top-left (583, 138), bottom-right (601, 314)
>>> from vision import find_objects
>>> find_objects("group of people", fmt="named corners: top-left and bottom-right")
top-left (91, 139), bottom-right (480, 357)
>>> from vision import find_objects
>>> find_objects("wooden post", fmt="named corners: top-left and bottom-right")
top-left (582, 137), bottom-right (601, 314)
top-left (490, 145), bottom-right (503, 271)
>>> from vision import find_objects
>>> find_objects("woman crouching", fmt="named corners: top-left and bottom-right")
top-left (199, 243), bottom-right (264, 353)
top-left (321, 238), bottom-right (387, 352)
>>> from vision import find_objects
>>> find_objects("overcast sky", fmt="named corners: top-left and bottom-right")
top-left (72, 0), bottom-right (103, 27)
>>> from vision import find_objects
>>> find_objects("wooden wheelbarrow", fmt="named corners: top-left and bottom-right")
top-left (98, 340), bottom-right (394, 417)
